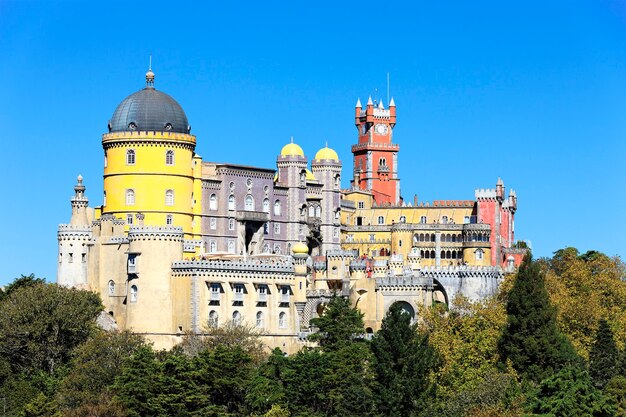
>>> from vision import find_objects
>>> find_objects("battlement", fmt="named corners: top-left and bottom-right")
top-left (102, 130), bottom-right (196, 146)
top-left (171, 257), bottom-right (294, 276)
top-left (421, 265), bottom-right (503, 280)
top-left (128, 226), bottom-right (184, 241)
top-left (57, 225), bottom-right (92, 240)
top-left (183, 239), bottom-right (202, 253)
top-left (475, 188), bottom-right (497, 199)
top-left (376, 275), bottom-right (433, 288)
top-left (326, 249), bottom-right (359, 259)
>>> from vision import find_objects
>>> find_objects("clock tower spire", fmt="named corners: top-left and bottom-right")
top-left (351, 96), bottom-right (400, 205)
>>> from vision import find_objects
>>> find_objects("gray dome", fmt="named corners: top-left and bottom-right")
top-left (108, 86), bottom-right (190, 134)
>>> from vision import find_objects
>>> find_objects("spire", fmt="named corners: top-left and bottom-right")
top-left (70, 175), bottom-right (89, 226)
top-left (356, 98), bottom-right (362, 108)
top-left (290, 136), bottom-right (294, 144)
top-left (367, 96), bottom-right (373, 106)
top-left (389, 97), bottom-right (395, 107)
top-left (378, 99), bottom-right (384, 110)
top-left (146, 56), bottom-right (155, 88)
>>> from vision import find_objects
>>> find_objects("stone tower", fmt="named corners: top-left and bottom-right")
top-left (311, 145), bottom-right (342, 254)
top-left (276, 139), bottom-right (309, 245)
top-left (351, 96), bottom-right (399, 205)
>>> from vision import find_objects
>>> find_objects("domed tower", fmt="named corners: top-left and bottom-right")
top-left (311, 144), bottom-right (342, 254)
top-left (275, 138), bottom-right (308, 244)
top-left (102, 69), bottom-right (196, 236)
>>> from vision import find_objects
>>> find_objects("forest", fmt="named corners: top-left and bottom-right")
top-left (0, 247), bottom-right (625, 417)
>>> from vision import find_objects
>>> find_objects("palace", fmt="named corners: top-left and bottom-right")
top-left (57, 70), bottom-right (526, 351)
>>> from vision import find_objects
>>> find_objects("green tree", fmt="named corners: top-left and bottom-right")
top-left (589, 319), bottom-right (619, 389)
top-left (308, 296), bottom-right (366, 352)
top-left (0, 274), bottom-right (46, 302)
top-left (498, 254), bottom-right (578, 383)
top-left (370, 302), bottom-right (440, 416)
top-left (58, 330), bottom-right (145, 413)
top-left (0, 283), bottom-right (103, 375)
top-left (246, 348), bottom-right (288, 415)
top-left (19, 393), bottom-right (62, 417)
top-left (606, 375), bottom-right (626, 417)
top-left (532, 366), bottom-right (615, 417)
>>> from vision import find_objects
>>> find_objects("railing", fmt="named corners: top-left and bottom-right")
top-left (210, 291), bottom-right (220, 302)
top-left (281, 293), bottom-right (290, 303)
top-left (233, 292), bottom-right (244, 302)
top-left (257, 292), bottom-right (267, 303)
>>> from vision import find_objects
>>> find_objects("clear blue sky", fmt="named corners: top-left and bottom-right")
top-left (1, 1), bottom-right (624, 285)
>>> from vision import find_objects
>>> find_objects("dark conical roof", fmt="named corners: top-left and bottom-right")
top-left (108, 75), bottom-right (190, 134)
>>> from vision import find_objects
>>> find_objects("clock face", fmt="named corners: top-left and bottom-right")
top-left (375, 124), bottom-right (388, 135)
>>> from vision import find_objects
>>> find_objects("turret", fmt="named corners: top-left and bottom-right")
top-left (311, 144), bottom-right (342, 254)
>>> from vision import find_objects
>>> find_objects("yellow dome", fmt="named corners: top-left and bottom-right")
top-left (280, 142), bottom-right (305, 157)
top-left (292, 241), bottom-right (309, 254)
top-left (314, 146), bottom-right (339, 161)
top-left (306, 169), bottom-right (316, 181)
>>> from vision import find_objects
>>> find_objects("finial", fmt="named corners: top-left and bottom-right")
top-left (389, 97), bottom-right (395, 107)
top-left (146, 56), bottom-right (155, 88)
top-left (356, 98), bottom-right (362, 108)
top-left (378, 99), bottom-right (384, 109)
top-left (77, 174), bottom-right (83, 184)
top-left (367, 96), bottom-right (373, 105)
top-left (325, 140), bottom-right (328, 148)
top-left (290, 136), bottom-right (294, 144)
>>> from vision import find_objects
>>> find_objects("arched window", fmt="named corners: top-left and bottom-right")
top-left (228, 218), bottom-right (235, 230)
top-left (278, 312), bottom-right (286, 329)
top-left (379, 157), bottom-right (387, 167)
top-left (262, 198), bottom-right (270, 213)
top-left (126, 189), bottom-right (135, 206)
top-left (420, 216), bottom-right (427, 224)
top-left (334, 175), bottom-right (340, 189)
top-left (274, 244), bottom-right (281, 254)
top-left (399, 215), bottom-right (406, 223)
top-left (208, 310), bottom-right (218, 327)
top-left (232, 311), bottom-right (242, 326)
top-left (431, 234), bottom-right (436, 242)
top-left (315, 206), bottom-right (321, 217)
top-left (245, 195), bottom-right (254, 211)
top-left (452, 251), bottom-right (457, 259)
top-left (108, 280), bottom-right (115, 296)
top-left (308, 205), bottom-right (315, 217)
top-left (165, 190), bottom-right (174, 206)
top-left (274, 200), bottom-right (281, 216)
top-left (126, 149), bottom-right (135, 165)
top-left (378, 216), bottom-right (384, 225)
top-left (452, 234), bottom-right (456, 243)
top-left (300, 171), bottom-right (306, 184)
top-left (209, 194), bottom-right (217, 210)
top-left (475, 249), bottom-right (484, 261)
top-left (256, 311), bottom-right (264, 328)
top-left (165, 150), bottom-right (174, 165)
top-left (103, 191), bottom-right (106, 207)
top-left (228, 195), bottom-right (235, 210)
top-left (335, 210), bottom-right (340, 220)
top-left (301, 206), bottom-right (307, 217)
top-left (442, 216), bottom-right (448, 224)
top-left (130, 285), bottom-right (138, 303)
top-left (430, 250), bottom-right (436, 259)
top-left (209, 240), bottom-right (216, 253)
top-left (166, 214), bottom-right (173, 225)
top-left (228, 240), bottom-right (235, 253)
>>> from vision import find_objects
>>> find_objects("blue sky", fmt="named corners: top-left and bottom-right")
top-left (1, 1), bottom-right (625, 285)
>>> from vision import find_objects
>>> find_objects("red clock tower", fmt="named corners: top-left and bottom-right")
top-left (351, 96), bottom-right (400, 205)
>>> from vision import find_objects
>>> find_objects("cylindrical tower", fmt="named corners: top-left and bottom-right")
top-left (311, 145), bottom-right (342, 255)
top-left (102, 69), bottom-right (196, 237)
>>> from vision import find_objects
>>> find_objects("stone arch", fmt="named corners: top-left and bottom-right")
top-left (389, 300), bottom-right (416, 321)
top-left (432, 279), bottom-right (449, 306)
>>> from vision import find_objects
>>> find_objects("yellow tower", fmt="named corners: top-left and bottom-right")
top-left (101, 68), bottom-right (196, 237)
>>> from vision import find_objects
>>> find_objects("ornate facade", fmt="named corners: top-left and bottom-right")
top-left (58, 70), bottom-right (526, 352)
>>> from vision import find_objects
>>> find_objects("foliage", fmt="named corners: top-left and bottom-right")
top-left (308, 295), bottom-right (366, 351)
top-left (0, 274), bottom-right (46, 302)
top-left (246, 348), bottom-right (288, 414)
top-left (543, 248), bottom-right (626, 358)
top-left (19, 393), bottom-right (62, 417)
top-left (179, 320), bottom-right (266, 363)
top-left (498, 254), bottom-right (578, 383)
top-left (371, 301), bottom-right (440, 416)
top-left (589, 319), bottom-right (619, 389)
top-left (532, 366), bottom-right (616, 417)
top-left (0, 283), bottom-right (102, 375)
top-left (58, 330), bottom-right (145, 413)
top-left (606, 375), bottom-right (626, 417)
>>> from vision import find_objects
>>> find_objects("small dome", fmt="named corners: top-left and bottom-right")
top-left (280, 142), bottom-right (305, 157)
top-left (108, 72), bottom-right (189, 134)
top-left (314, 146), bottom-right (339, 161)
top-left (292, 242), bottom-right (309, 254)
top-left (306, 169), bottom-right (316, 181)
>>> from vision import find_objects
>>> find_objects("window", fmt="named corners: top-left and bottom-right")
top-left (209, 240), bottom-right (217, 253)
top-left (334, 175), bottom-right (340, 189)
top-left (229, 181), bottom-right (235, 191)
top-left (369, 234), bottom-right (375, 242)
top-left (208, 310), bottom-right (218, 327)
top-left (274, 223), bottom-right (280, 234)
top-left (232, 311), bottom-right (242, 326)
top-left (308, 205), bottom-right (315, 217)
top-left (441, 216), bottom-right (448, 224)
top-left (126, 214), bottom-right (133, 225)
top-left (108, 280), bottom-right (115, 296)
top-left (103, 191), bottom-right (106, 207)
top-left (262, 198), bottom-right (270, 213)
top-left (256, 311), bottom-right (264, 328)
top-left (300, 171), bottom-right (306, 184)
top-left (104, 151), bottom-right (108, 168)
top-left (228, 218), bottom-right (235, 231)
top-left (126, 149), bottom-right (135, 165)
top-left (126, 189), bottom-right (135, 206)
top-left (165, 150), bottom-right (174, 165)
top-left (475, 249), bottom-right (484, 261)
top-left (379, 157), bottom-right (387, 167)
top-left (335, 210), bottom-right (340, 220)
top-left (81, 253), bottom-right (87, 263)
top-left (333, 228), bottom-right (339, 238)
top-left (278, 312), bottom-right (286, 328)
top-left (210, 217), bottom-right (217, 230)
top-left (315, 206), bottom-right (321, 217)
top-left (464, 216), bottom-right (470, 224)
top-left (130, 285), bottom-right (138, 303)
top-left (234, 284), bottom-right (244, 302)
top-left (274, 200), bottom-right (281, 215)
top-left (166, 214), bottom-right (173, 225)
top-left (420, 216), bottom-right (427, 224)
top-left (210, 283), bottom-right (220, 302)
top-left (399, 215), bottom-right (406, 223)
top-left (378, 216), bottom-right (384, 225)
top-left (245, 195), bottom-right (254, 211)
top-left (228, 195), bottom-right (235, 210)
top-left (165, 190), bottom-right (174, 206)
top-left (227, 240), bottom-right (235, 253)
top-left (209, 194), bottom-right (217, 210)
top-left (358, 201), bottom-right (365, 209)
top-left (274, 244), bottom-right (281, 254)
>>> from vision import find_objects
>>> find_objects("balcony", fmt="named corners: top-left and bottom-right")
top-left (210, 291), bottom-right (220, 302)
top-left (235, 210), bottom-right (270, 223)
top-left (257, 292), bottom-right (267, 303)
